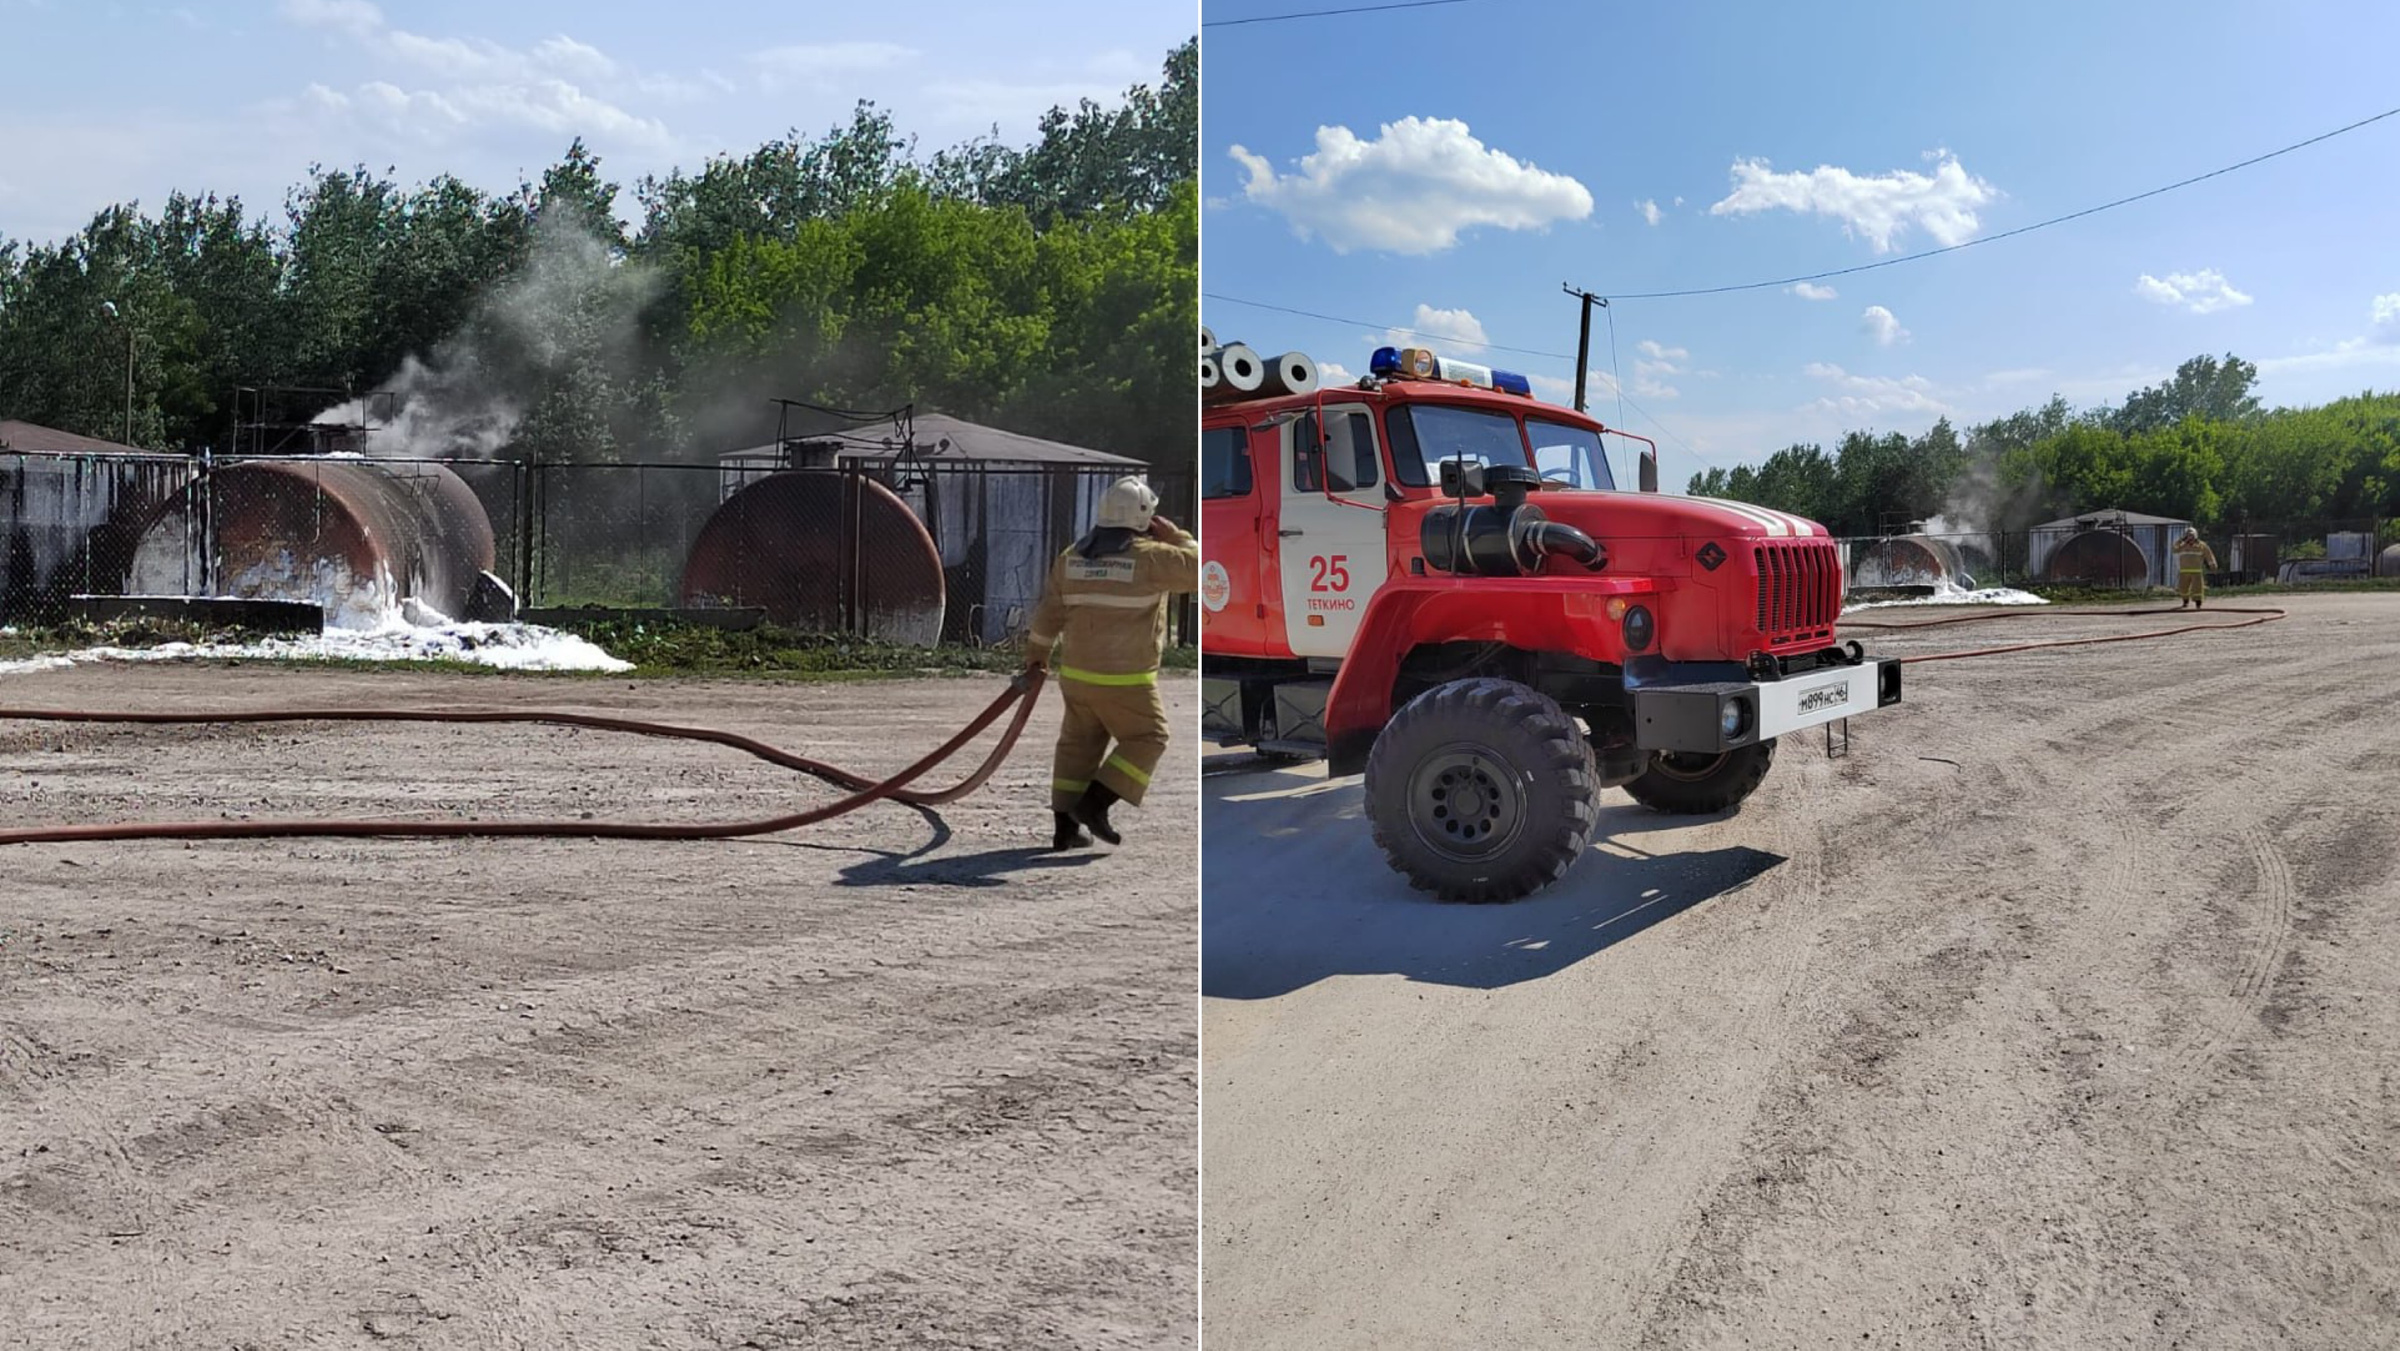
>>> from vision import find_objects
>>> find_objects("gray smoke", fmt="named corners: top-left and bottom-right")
top-left (317, 217), bottom-right (665, 459)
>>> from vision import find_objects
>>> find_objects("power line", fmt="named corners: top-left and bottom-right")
top-left (1201, 293), bottom-right (1572, 360)
top-left (1203, 0), bottom-right (1468, 28)
top-left (1610, 102), bottom-right (2400, 300)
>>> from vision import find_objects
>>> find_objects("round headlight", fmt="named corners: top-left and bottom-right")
top-left (1622, 604), bottom-right (1654, 652)
top-left (1720, 696), bottom-right (1752, 740)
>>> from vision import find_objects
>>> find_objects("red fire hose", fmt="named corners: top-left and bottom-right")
top-left (1841, 603), bottom-right (2287, 663)
top-left (0, 670), bottom-right (1044, 846)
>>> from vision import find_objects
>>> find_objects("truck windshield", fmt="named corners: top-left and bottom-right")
top-left (1387, 405), bottom-right (1529, 487)
top-left (1386, 404), bottom-right (1618, 491)
top-left (1527, 418), bottom-right (1617, 491)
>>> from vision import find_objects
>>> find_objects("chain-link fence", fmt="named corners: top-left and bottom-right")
top-left (1834, 520), bottom-right (2398, 596)
top-left (5, 448), bottom-right (1198, 647)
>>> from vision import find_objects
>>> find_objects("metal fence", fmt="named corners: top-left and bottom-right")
top-left (1834, 520), bottom-right (2397, 595)
top-left (2, 449), bottom-right (1199, 647)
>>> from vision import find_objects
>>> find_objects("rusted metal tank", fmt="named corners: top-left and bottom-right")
top-left (126, 459), bottom-right (496, 628)
top-left (1850, 534), bottom-right (1971, 590)
top-left (2378, 543), bottom-right (2400, 579)
top-left (2039, 529), bottom-right (2150, 586)
top-left (679, 470), bottom-right (945, 646)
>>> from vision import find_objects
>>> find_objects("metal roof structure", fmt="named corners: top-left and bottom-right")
top-left (2032, 507), bottom-right (2193, 530)
top-left (720, 411), bottom-right (1142, 469)
top-left (0, 420), bottom-right (152, 456)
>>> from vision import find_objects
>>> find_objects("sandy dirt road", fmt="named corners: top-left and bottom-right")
top-left (1202, 593), bottom-right (2400, 1349)
top-left (0, 665), bottom-right (1196, 1350)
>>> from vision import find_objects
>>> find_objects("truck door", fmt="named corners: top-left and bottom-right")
top-left (1275, 403), bottom-right (1388, 659)
top-left (1198, 421), bottom-right (1269, 654)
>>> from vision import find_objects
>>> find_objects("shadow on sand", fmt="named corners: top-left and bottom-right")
top-left (1201, 754), bottom-right (1783, 998)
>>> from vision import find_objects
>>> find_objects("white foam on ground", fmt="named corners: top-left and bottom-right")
top-left (1, 607), bottom-right (632, 676)
top-left (1844, 582), bottom-right (2049, 612)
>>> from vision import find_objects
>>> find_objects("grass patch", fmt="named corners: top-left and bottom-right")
top-left (574, 618), bottom-right (1197, 680)
top-left (2015, 576), bottom-right (2400, 605)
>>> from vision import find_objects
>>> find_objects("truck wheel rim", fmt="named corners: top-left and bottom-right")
top-left (1652, 751), bottom-right (1729, 782)
top-left (1408, 745), bottom-right (1525, 862)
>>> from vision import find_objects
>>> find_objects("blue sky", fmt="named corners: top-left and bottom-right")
top-left (0, 0), bottom-right (1195, 243)
top-left (1200, 0), bottom-right (2400, 485)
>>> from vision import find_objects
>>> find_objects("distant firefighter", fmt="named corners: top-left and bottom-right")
top-left (1024, 477), bottom-right (1200, 850)
top-left (2175, 528), bottom-right (2218, 608)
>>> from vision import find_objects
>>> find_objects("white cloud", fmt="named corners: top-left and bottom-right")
top-left (1631, 338), bottom-right (1687, 397)
top-left (1802, 361), bottom-right (1949, 416)
top-left (1383, 303), bottom-right (1490, 352)
top-left (1710, 151), bottom-right (1998, 253)
top-left (1788, 281), bottom-right (1837, 301)
top-left (1861, 304), bottom-right (1909, 346)
top-left (534, 35), bottom-right (619, 81)
top-left (2370, 292), bottom-right (2400, 342)
top-left (2134, 269), bottom-right (2252, 314)
top-left (1527, 369), bottom-right (1620, 404)
top-left (281, 0), bottom-right (381, 34)
top-left (752, 41), bottom-right (919, 87)
top-left (1229, 116), bottom-right (1594, 255)
top-left (1317, 359), bottom-right (1357, 387)
top-left (1635, 198), bottom-right (1662, 226)
top-left (272, 3), bottom-right (676, 151)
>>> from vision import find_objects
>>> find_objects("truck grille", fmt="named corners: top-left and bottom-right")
top-left (1753, 540), bottom-right (1841, 648)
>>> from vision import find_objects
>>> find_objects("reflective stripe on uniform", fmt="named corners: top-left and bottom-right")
top-left (1063, 592), bottom-right (1164, 609)
top-left (1056, 665), bottom-right (1158, 686)
top-left (1053, 777), bottom-right (1090, 792)
top-left (1103, 754), bottom-right (1152, 787)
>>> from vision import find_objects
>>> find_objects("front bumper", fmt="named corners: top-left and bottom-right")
top-left (1630, 655), bottom-right (1902, 754)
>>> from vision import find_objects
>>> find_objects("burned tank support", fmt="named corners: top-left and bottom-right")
top-left (126, 459), bottom-right (497, 628)
top-left (679, 470), bottom-right (946, 646)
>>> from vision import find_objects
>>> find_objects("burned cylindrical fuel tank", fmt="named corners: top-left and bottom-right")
top-left (679, 470), bottom-right (945, 646)
top-left (2040, 529), bottom-right (2150, 586)
top-left (2378, 543), bottom-right (2400, 579)
top-left (1851, 534), bottom-right (1968, 589)
top-left (126, 459), bottom-right (496, 627)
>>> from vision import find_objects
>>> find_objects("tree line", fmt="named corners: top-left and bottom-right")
top-left (1686, 354), bottom-right (2400, 536)
top-left (0, 39), bottom-right (1195, 471)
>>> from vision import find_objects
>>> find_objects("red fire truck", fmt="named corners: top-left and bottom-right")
top-left (1200, 344), bottom-right (1902, 902)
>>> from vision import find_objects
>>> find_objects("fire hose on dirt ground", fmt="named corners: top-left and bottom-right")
top-left (1841, 603), bottom-right (2287, 663)
top-left (0, 671), bottom-right (1046, 847)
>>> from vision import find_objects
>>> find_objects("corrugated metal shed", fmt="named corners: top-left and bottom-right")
top-left (0, 420), bottom-right (151, 457)
top-left (1, 422), bottom-right (190, 620)
top-left (2026, 507), bottom-right (2196, 590)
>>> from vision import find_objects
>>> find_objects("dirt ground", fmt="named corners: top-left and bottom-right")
top-left (1201, 592), bottom-right (2400, 1349)
top-left (0, 665), bottom-right (1196, 1350)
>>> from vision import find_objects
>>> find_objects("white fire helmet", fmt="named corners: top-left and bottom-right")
top-left (1097, 476), bottom-right (1159, 531)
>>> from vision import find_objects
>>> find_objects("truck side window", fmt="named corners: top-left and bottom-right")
top-left (1324, 411), bottom-right (1379, 493)
top-left (1202, 426), bottom-right (1252, 499)
top-left (1290, 422), bottom-right (1324, 493)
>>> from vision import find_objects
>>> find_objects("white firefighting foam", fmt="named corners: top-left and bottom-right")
top-left (1, 600), bottom-right (631, 676)
top-left (1843, 579), bottom-right (2048, 612)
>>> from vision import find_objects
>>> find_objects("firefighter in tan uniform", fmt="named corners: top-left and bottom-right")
top-left (2174, 528), bottom-right (2218, 608)
top-left (1023, 477), bottom-right (1199, 850)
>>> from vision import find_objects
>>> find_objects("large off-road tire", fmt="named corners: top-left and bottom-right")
top-left (1364, 678), bottom-right (1600, 903)
top-left (1621, 740), bottom-right (1777, 815)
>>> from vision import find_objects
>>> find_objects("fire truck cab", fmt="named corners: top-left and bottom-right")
top-left (1200, 344), bottom-right (1903, 902)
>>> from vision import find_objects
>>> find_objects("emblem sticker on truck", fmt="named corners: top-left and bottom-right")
top-left (1202, 561), bottom-right (1230, 612)
top-left (1697, 541), bottom-right (1726, 571)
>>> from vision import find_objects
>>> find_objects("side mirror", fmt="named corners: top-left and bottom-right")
top-left (1639, 449), bottom-right (1658, 494)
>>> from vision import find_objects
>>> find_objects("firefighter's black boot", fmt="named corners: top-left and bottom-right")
top-left (1073, 783), bottom-right (1123, 846)
top-left (1052, 812), bottom-right (1091, 851)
